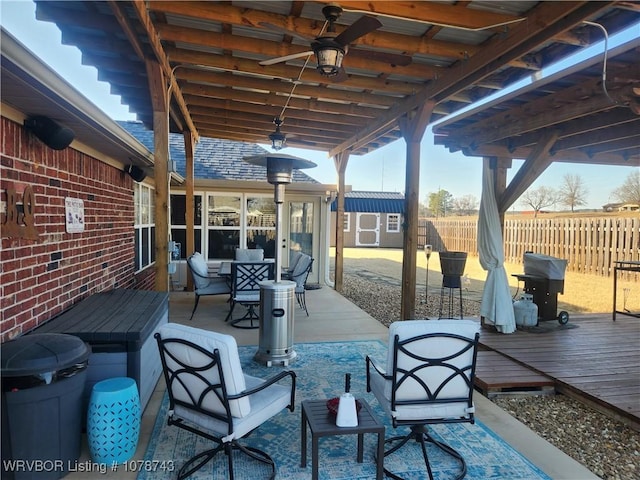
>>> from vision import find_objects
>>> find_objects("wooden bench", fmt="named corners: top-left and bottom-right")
top-left (32, 289), bottom-right (169, 412)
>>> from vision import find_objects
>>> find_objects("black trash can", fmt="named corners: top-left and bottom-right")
top-left (1, 333), bottom-right (90, 480)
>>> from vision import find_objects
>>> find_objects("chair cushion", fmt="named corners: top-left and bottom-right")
top-left (385, 319), bottom-right (479, 376)
top-left (198, 277), bottom-right (230, 295)
top-left (158, 323), bottom-right (250, 418)
top-left (288, 250), bottom-right (303, 272)
top-left (188, 252), bottom-right (210, 290)
top-left (235, 248), bottom-right (264, 262)
top-left (290, 254), bottom-right (312, 289)
top-left (370, 319), bottom-right (479, 422)
top-left (175, 374), bottom-right (292, 443)
top-left (234, 292), bottom-right (260, 303)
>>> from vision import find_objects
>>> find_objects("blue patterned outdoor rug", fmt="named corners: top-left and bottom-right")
top-left (139, 341), bottom-right (551, 480)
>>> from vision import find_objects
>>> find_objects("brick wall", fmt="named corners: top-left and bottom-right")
top-left (1, 117), bottom-right (154, 342)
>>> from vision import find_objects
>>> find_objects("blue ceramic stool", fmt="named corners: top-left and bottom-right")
top-left (87, 377), bottom-right (141, 464)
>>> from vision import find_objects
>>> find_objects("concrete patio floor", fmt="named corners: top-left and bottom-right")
top-left (65, 284), bottom-right (597, 480)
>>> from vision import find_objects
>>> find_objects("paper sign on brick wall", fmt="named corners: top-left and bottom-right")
top-left (65, 197), bottom-right (84, 233)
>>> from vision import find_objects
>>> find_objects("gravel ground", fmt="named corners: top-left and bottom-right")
top-left (341, 273), bottom-right (640, 480)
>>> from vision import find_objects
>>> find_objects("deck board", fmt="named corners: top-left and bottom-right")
top-left (478, 314), bottom-right (640, 428)
top-left (474, 350), bottom-right (555, 396)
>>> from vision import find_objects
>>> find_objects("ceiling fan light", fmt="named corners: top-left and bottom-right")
top-left (313, 42), bottom-right (345, 76)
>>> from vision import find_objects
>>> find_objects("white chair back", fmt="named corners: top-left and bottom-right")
top-left (235, 248), bottom-right (264, 262)
top-left (156, 323), bottom-right (251, 418)
top-left (385, 319), bottom-right (479, 419)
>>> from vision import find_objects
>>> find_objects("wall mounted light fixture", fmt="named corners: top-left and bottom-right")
top-left (125, 165), bottom-right (147, 182)
top-left (24, 115), bottom-right (75, 150)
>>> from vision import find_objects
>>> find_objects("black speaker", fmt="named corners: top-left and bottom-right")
top-left (24, 116), bottom-right (75, 150)
top-left (125, 165), bottom-right (147, 182)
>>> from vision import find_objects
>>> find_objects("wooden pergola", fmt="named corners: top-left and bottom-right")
top-left (34, 1), bottom-right (640, 319)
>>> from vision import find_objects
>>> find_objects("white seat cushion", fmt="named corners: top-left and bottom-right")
top-left (158, 323), bottom-right (250, 418)
top-left (175, 374), bottom-right (292, 443)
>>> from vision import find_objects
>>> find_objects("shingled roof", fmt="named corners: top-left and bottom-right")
top-left (119, 121), bottom-right (319, 184)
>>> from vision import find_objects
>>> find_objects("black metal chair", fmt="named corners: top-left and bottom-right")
top-left (288, 254), bottom-right (313, 316)
top-left (366, 319), bottom-right (480, 480)
top-left (225, 261), bottom-right (274, 328)
top-left (187, 252), bottom-right (231, 320)
top-left (155, 323), bottom-right (296, 480)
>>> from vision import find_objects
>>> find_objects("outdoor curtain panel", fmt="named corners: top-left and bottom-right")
top-left (478, 158), bottom-right (516, 334)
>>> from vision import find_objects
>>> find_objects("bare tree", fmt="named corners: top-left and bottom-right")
top-left (521, 186), bottom-right (559, 217)
top-left (611, 170), bottom-right (640, 205)
top-left (452, 194), bottom-right (479, 216)
top-left (559, 173), bottom-right (588, 212)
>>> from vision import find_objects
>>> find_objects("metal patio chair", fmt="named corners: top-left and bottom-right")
top-left (155, 323), bottom-right (296, 480)
top-left (366, 319), bottom-right (480, 480)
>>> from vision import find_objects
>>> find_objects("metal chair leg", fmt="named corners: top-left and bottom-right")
top-left (379, 425), bottom-right (466, 480)
top-left (190, 295), bottom-right (201, 320)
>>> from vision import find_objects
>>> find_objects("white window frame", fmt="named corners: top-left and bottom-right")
top-left (343, 212), bottom-right (351, 232)
top-left (169, 192), bottom-right (203, 259)
top-left (134, 182), bottom-right (155, 272)
top-left (387, 213), bottom-right (401, 233)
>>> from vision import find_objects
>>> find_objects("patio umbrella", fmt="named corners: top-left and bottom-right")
top-left (478, 159), bottom-right (516, 334)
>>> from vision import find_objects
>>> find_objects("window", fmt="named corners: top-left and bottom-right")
top-left (343, 212), bottom-right (351, 232)
top-left (289, 201), bottom-right (314, 257)
top-left (246, 196), bottom-right (276, 258)
top-left (134, 183), bottom-right (155, 271)
top-left (207, 194), bottom-right (241, 259)
top-left (170, 193), bottom-right (202, 259)
top-left (387, 214), bottom-right (401, 233)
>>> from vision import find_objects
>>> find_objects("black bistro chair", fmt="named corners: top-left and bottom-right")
top-left (225, 261), bottom-right (274, 328)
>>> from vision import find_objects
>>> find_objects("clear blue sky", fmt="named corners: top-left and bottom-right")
top-left (3, 1), bottom-right (637, 210)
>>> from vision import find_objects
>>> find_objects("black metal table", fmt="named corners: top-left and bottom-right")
top-left (301, 398), bottom-right (384, 480)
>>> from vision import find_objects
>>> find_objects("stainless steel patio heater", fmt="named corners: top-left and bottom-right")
top-left (244, 153), bottom-right (316, 366)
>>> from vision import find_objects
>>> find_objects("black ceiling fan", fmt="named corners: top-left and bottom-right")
top-left (259, 3), bottom-right (407, 80)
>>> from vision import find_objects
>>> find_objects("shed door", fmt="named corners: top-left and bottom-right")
top-left (356, 213), bottom-right (380, 246)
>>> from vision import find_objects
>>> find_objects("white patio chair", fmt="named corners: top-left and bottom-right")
top-left (155, 323), bottom-right (296, 480)
top-left (366, 319), bottom-right (480, 480)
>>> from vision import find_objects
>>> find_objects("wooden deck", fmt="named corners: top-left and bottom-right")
top-left (476, 314), bottom-right (640, 429)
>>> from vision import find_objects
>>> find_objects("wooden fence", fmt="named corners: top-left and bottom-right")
top-left (418, 217), bottom-right (640, 277)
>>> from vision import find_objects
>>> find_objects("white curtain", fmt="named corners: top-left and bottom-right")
top-left (478, 159), bottom-right (516, 334)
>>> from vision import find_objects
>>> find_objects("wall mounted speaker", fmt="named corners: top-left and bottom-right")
top-left (24, 116), bottom-right (75, 150)
top-left (125, 165), bottom-right (147, 182)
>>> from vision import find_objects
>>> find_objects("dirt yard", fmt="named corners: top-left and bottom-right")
top-left (332, 248), bottom-right (639, 315)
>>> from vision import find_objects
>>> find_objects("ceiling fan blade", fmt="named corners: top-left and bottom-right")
top-left (349, 47), bottom-right (412, 66)
top-left (334, 15), bottom-right (382, 46)
top-left (259, 51), bottom-right (314, 66)
top-left (259, 21), bottom-right (314, 43)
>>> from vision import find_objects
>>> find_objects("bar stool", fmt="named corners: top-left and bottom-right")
top-left (87, 377), bottom-right (141, 464)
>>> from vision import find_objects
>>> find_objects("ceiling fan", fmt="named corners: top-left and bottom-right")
top-left (260, 3), bottom-right (406, 80)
